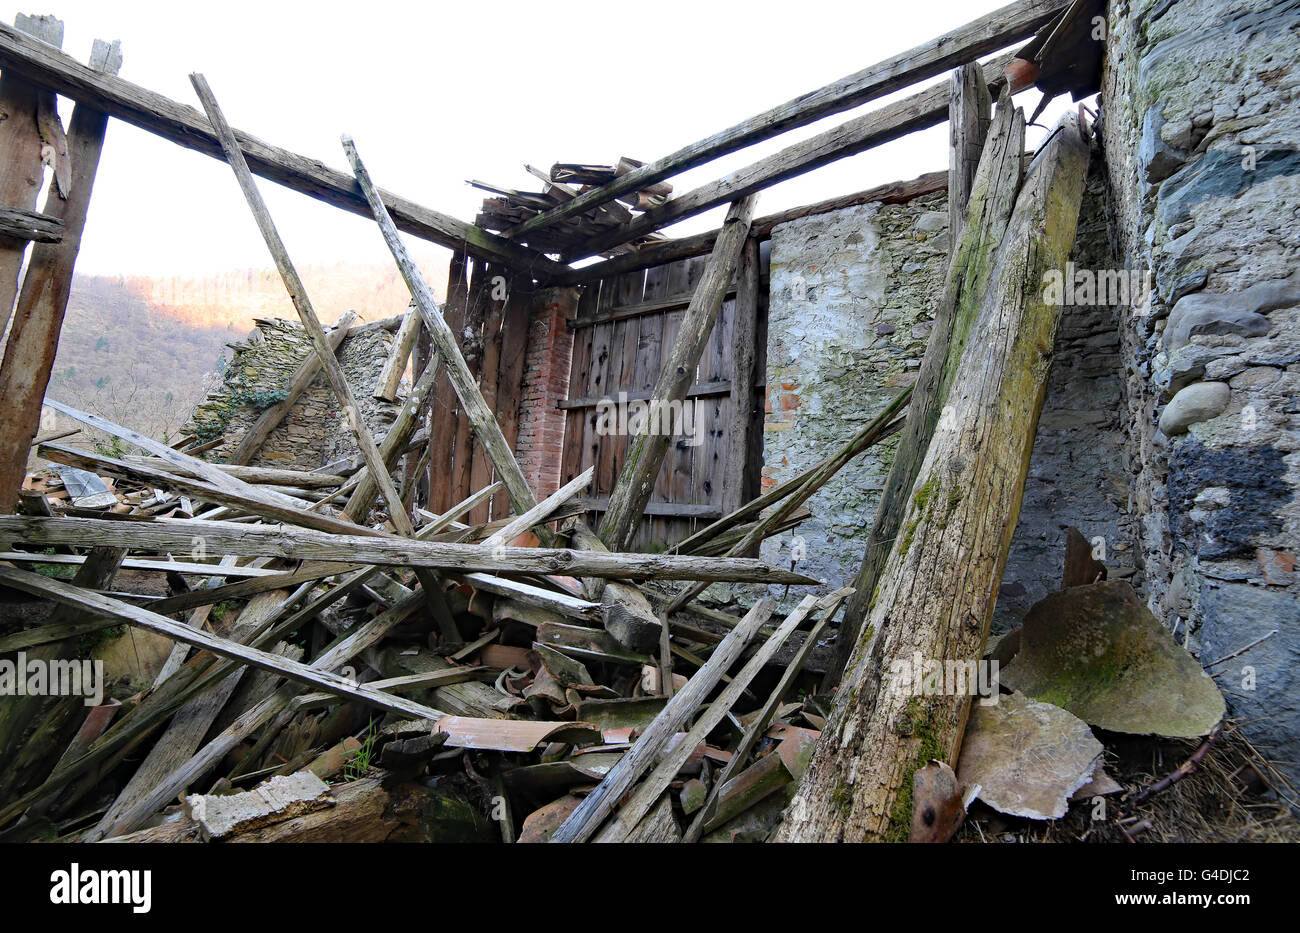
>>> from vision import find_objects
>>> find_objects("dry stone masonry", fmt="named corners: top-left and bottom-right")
top-left (1102, 0), bottom-right (1300, 784)
top-left (184, 318), bottom-right (401, 470)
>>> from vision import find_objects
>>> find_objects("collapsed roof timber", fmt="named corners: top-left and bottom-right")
top-left (1, 0), bottom-right (1289, 847)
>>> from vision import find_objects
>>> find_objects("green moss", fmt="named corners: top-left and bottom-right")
top-left (887, 697), bottom-right (947, 841)
top-left (911, 476), bottom-right (938, 512)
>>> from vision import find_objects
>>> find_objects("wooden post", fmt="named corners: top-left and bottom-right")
top-left (776, 112), bottom-right (1090, 843)
top-left (373, 306), bottom-right (420, 401)
top-left (426, 249), bottom-right (468, 514)
top-left (824, 89), bottom-right (1024, 691)
top-left (227, 310), bottom-right (358, 465)
top-left (948, 61), bottom-right (993, 247)
top-left (0, 37), bottom-right (120, 514)
top-left (721, 235), bottom-right (762, 516)
top-left (597, 196), bottom-right (758, 552)
top-left (0, 14), bottom-right (62, 334)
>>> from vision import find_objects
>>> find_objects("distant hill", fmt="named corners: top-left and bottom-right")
top-left (42, 257), bottom-right (446, 448)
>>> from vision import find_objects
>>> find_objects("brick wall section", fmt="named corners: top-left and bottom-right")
top-left (515, 286), bottom-right (578, 498)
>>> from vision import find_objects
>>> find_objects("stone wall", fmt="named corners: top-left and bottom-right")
top-left (759, 192), bottom-right (947, 605)
top-left (184, 318), bottom-right (401, 471)
top-left (1100, 0), bottom-right (1300, 784)
top-left (758, 181), bottom-right (1135, 627)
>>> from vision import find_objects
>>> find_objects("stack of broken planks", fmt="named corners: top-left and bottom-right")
top-left (473, 157), bottom-right (671, 258)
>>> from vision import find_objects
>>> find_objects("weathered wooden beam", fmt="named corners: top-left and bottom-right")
top-left (227, 310), bottom-right (358, 465)
top-left (481, 465), bottom-right (593, 550)
top-left (0, 14), bottom-right (63, 333)
top-left (38, 442), bottom-right (381, 538)
top-left (0, 206), bottom-right (64, 243)
top-left (565, 54), bottom-right (1015, 261)
top-left (373, 306), bottom-right (420, 402)
top-left (598, 197), bottom-right (758, 552)
top-left (683, 587), bottom-right (851, 842)
top-left (949, 61), bottom-right (994, 246)
top-left (504, 0), bottom-right (1067, 242)
top-left (0, 39), bottom-right (120, 514)
top-left (552, 172), bottom-right (947, 287)
top-left (597, 594), bottom-right (821, 842)
top-left (550, 599), bottom-right (775, 843)
top-left (721, 236), bottom-right (762, 516)
top-left (825, 89), bottom-right (1025, 691)
top-left (90, 588), bottom-right (291, 840)
top-left (776, 112), bottom-right (1091, 843)
top-left (0, 514), bottom-right (818, 584)
top-left (0, 22), bottom-right (562, 278)
top-left (0, 564), bottom-right (447, 721)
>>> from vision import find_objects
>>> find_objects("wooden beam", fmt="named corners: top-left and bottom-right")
top-left (227, 310), bottom-right (358, 465)
top-left (565, 54), bottom-right (1015, 261)
top-left (0, 14), bottom-right (63, 333)
top-left (342, 136), bottom-right (668, 652)
top-left (373, 306), bottom-right (420, 402)
top-left (777, 112), bottom-right (1091, 843)
top-left (481, 465), bottom-right (593, 550)
top-left (721, 236), bottom-right (762, 515)
top-left (949, 61), bottom-right (993, 245)
top-left (826, 89), bottom-right (1024, 691)
top-left (0, 514), bottom-right (819, 584)
top-left (0, 22), bottom-right (561, 278)
top-left (503, 0), bottom-right (1067, 242)
top-left (552, 172), bottom-right (947, 287)
top-left (0, 206), bottom-right (64, 243)
top-left (595, 594), bottom-right (817, 842)
top-left (0, 39), bottom-right (121, 514)
top-left (39, 442), bottom-right (384, 538)
top-left (598, 197), bottom-right (758, 552)
top-left (0, 565), bottom-right (447, 721)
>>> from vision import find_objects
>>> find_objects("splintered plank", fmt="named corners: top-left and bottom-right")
top-left (435, 717), bottom-right (600, 753)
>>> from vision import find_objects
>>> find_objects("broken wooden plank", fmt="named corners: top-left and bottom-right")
top-left (435, 717), bottom-right (600, 753)
top-left (595, 595), bottom-right (816, 842)
top-left (0, 515), bottom-right (818, 584)
top-left (373, 306), bottom-right (420, 401)
top-left (0, 206), bottom-right (64, 243)
top-left (0, 565), bottom-right (448, 722)
top-left (550, 599), bottom-right (774, 843)
top-left (683, 587), bottom-right (851, 842)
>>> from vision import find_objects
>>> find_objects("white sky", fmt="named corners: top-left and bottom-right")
top-left (11, 0), bottom-right (1077, 278)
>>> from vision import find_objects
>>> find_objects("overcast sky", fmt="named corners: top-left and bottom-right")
top-left (12, 0), bottom-right (1075, 278)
